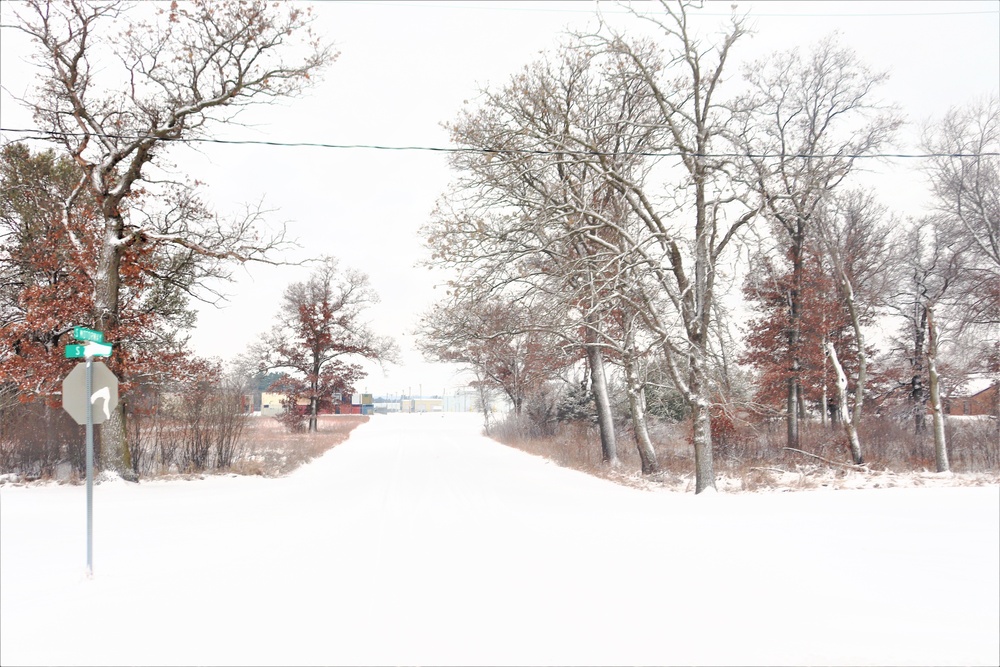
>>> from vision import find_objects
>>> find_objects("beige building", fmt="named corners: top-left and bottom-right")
top-left (260, 392), bottom-right (287, 417)
top-left (401, 398), bottom-right (443, 413)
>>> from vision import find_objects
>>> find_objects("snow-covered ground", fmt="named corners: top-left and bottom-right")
top-left (2, 413), bottom-right (998, 666)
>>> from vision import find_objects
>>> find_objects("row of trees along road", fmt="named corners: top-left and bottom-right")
top-left (2, 0), bottom-right (996, 489)
top-left (1, 0), bottom-right (334, 478)
top-left (419, 1), bottom-right (999, 492)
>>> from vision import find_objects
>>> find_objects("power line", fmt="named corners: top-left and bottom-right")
top-left (335, 0), bottom-right (999, 18)
top-left (2, 127), bottom-right (997, 160)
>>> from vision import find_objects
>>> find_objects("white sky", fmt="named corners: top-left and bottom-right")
top-left (1, 1), bottom-right (998, 397)
top-left (2, 414), bottom-right (999, 666)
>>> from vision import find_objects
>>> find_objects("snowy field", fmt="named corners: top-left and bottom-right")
top-left (1, 413), bottom-right (997, 666)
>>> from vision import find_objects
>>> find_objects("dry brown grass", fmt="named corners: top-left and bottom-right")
top-left (0, 415), bottom-right (369, 485)
top-left (219, 415), bottom-right (368, 477)
top-left (489, 413), bottom-right (1000, 493)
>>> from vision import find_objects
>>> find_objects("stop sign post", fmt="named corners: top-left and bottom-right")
top-left (62, 329), bottom-right (119, 577)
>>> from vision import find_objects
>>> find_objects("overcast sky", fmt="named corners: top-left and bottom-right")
top-left (1, 1), bottom-right (998, 397)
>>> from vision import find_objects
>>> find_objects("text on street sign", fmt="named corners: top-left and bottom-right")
top-left (73, 326), bottom-right (105, 343)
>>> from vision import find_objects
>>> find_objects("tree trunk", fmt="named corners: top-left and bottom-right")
top-left (101, 406), bottom-right (130, 475)
top-left (629, 388), bottom-right (659, 475)
top-left (309, 395), bottom-right (318, 433)
top-left (926, 307), bottom-right (949, 472)
top-left (44, 401), bottom-right (54, 473)
top-left (623, 326), bottom-right (658, 474)
top-left (690, 351), bottom-right (716, 493)
top-left (95, 222), bottom-right (133, 478)
top-left (826, 341), bottom-right (863, 465)
top-left (995, 382), bottom-right (1000, 454)
top-left (308, 363), bottom-right (320, 432)
top-left (786, 235), bottom-right (804, 449)
top-left (786, 377), bottom-right (799, 450)
top-left (912, 379), bottom-right (927, 434)
top-left (691, 397), bottom-right (715, 494)
top-left (821, 382), bottom-right (829, 428)
top-left (821, 336), bottom-right (829, 428)
top-left (474, 374), bottom-right (492, 435)
top-left (911, 305), bottom-right (928, 434)
top-left (586, 341), bottom-right (619, 467)
top-left (845, 283), bottom-right (868, 449)
top-left (688, 165), bottom-right (717, 494)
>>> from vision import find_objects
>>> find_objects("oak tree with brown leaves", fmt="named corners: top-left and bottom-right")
top-left (741, 248), bottom-right (861, 428)
top-left (5, 0), bottom-right (334, 474)
top-left (1, 143), bottom-right (203, 476)
top-left (257, 257), bottom-right (397, 433)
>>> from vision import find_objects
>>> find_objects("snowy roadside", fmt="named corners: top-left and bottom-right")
top-left (3, 461), bottom-right (997, 494)
top-left (603, 465), bottom-right (1000, 494)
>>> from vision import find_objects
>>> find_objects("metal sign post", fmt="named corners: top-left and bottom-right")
top-left (85, 356), bottom-right (94, 576)
top-left (62, 327), bottom-right (117, 577)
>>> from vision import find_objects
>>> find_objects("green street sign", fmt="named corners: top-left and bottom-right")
top-left (65, 341), bottom-right (113, 358)
top-left (73, 326), bottom-right (104, 343)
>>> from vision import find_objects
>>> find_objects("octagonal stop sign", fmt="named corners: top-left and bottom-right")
top-left (62, 362), bottom-right (119, 425)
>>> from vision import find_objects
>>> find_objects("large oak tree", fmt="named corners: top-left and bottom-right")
top-left (6, 0), bottom-right (334, 474)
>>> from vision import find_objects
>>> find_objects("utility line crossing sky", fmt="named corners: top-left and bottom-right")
top-left (1, 1), bottom-right (997, 396)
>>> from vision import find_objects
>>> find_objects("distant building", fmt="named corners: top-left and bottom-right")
top-left (336, 393), bottom-right (374, 415)
top-left (391, 390), bottom-right (512, 414)
top-left (944, 377), bottom-right (999, 417)
top-left (373, 401), bottom-right (401, 414)
top-left (260, 392), bottom-right (375, 417)
top-left (401, 398), bottom-right (443, 413)
top-left (260, 392), bottom-right (287, 417)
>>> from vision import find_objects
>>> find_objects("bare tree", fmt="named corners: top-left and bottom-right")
top-left (425, 41), bottom-right (662, 467)
top-left (814, 190), bottom-right (893, 465)
top-left (923, 97), bottom-right (1000, 456)
top-left (923, 96), bottom-right (1000, 332)
top-left (895, 214), bottom-right (979, 471)
top-left (733, 35), bottom-right (900, 450)
top-left (435, 1), bottom-right (756, 486)
top-left (924, 98), bottom-right (1000, 267)
top-left (417, 294), bottom-right (575, 419)
top-left (6, 0), bottom-right (333, 474)
top-left (618, 306), bottom-right (660, 474)
top-left (584, 0), bottom-right (760, 492)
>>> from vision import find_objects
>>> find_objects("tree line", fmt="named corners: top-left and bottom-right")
top-left (1, 0), bottom-right (996, 489)
top-left (417, 1), bottom-right (999, 492)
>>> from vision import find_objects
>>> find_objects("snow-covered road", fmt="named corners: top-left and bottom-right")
top-left (2, 413), bottom-right (998, 666)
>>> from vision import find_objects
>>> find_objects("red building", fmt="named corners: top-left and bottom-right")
top-left (945, 379), bottom-right (999, 417)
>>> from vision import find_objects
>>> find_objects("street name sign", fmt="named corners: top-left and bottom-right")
top-left (73, 326), bottom-right (104, 343)
top-left (65, 341), bottom-right (113, 358)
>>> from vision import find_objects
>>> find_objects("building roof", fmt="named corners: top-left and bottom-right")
top-left (948, 375), bottom-right (998, 398)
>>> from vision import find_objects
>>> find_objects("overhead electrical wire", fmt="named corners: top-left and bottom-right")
top-left (1, 127), bottom-right (997, 160)
top-left (337, 1), bottom-right (999, 18)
